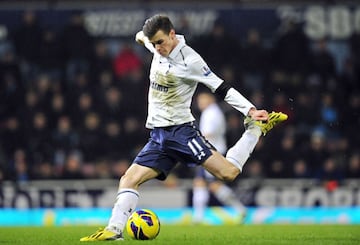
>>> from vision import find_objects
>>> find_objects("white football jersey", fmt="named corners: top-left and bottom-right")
top-left (144, 35), bottom-right (224, 128)
top-left (199, 103), bottom-right (227, 154)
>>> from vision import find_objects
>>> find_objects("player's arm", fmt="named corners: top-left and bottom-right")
top-left (135, 30), bottom-right (155, 53)
top-left (187, 53), bottom-right (268, 120)
top-left (215, 82), bottom-right (268, 121)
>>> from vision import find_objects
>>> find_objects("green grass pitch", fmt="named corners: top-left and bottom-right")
top-left (0, 225), bottom-right (359, 245)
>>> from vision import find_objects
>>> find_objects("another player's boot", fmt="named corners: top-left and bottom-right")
top-left (244, 111), bottom-right (288, 136)
top-left (238, 210), bottom-right (247, 224)
top-left (80, 227), bottom-right (124, 241)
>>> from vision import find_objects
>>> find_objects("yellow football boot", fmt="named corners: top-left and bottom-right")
top-left (80, 228), bottom-right (123, 241)
top-left (245, 111), bottom-right (288, 136)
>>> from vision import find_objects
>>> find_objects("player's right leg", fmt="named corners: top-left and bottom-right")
top-left (80, 164), bottom-right (160, 241)
top-left (80, 129), bottom-right (177, 242)
top-left (79, 228), bottom-right (124, 241)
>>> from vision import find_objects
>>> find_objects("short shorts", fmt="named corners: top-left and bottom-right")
top-left (133, 122), bottom-right (215, 180)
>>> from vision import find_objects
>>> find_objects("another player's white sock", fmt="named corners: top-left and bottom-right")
top-left (107, 188), bottom-right (139, 234)
top-left (192, 186), bottom-right (209, 223)
top-left (213, 185), bottom-right (246, 214)
top-left (226, 129), bottom-right (260, 171)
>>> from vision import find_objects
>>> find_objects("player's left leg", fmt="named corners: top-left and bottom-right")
top-left (202, 151), bottom-right (240, 181)
top-left (203, 112), bottom-right (288, 180)
top-left (225, 111), bottom-right (288, 172)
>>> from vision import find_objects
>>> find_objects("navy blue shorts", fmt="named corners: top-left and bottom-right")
top-left (133, 122), bottom-right (215, 180)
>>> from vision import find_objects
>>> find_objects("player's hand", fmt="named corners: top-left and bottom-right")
top-left (135, 31), bottom-right (146, 45)
top-left (248, 108), bottom-right (269, 121)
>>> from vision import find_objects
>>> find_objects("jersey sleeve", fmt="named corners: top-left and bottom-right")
top-left (224, 88), bottom-right (255, 116)
top-left (135, 30), bottom-right (155, 53)
top-left (143, 37), bottom-right (155, 53)
top-left (186, 52), bottom-right (224, 92)
top-left (186, 48), bottom-right (254, 116)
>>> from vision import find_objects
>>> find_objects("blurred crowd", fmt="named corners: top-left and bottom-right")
top-left (0, 11), bottom-right (359, 184)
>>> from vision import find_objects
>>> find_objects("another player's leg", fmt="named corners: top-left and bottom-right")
top-left (209, 181), bottom-right (247, 223)
top-left (80, 164), bottom-right (159, 241)
top-left (200, 111), bottom-right (287, 225)
top-left (192, 175), bottom-right (210, 224)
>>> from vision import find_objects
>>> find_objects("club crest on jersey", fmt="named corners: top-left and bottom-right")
top-left (202, 66), bottom-right (211, 76)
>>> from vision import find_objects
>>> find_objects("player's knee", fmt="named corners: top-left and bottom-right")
top-left (119, 172), bottom-right (139, 189)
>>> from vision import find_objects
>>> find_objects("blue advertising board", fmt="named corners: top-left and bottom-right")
top-left (1, 207), bottom-right (360, 226)
top-left (0, 5), bottom-right (359, 41)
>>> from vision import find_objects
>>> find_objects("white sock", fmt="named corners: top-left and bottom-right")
top-left (226, 129), bottom-right (260, 171)
top-left (214, 185), bottom-right (246, 214)
top-left (192, 186), bottom-right (209, 223)
top-left (107, 188), bottom-right (139, 234)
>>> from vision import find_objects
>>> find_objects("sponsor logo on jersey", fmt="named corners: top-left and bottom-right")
top-left (150, 81), bottom-right (169, 92)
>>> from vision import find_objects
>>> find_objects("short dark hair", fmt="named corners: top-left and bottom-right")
top-left (142, 14), bottom-right (174, 39)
